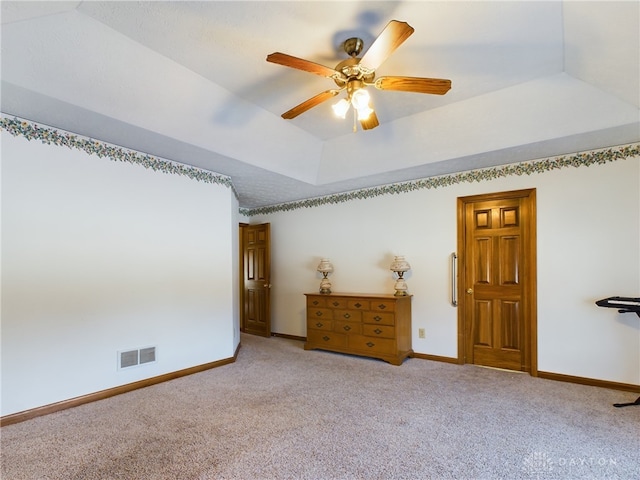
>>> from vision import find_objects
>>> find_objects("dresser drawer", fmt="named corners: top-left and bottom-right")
top-left (349, 335), bottom-right (397, 355)
top-left (307, 329), bottom-right (347, 348)
top-left (308, 308), bottom-right (332, 320)
top-left (307, 297), bottom-right (327, 308)
top-left (308, 319), bottom-right (332, 331)
top-left (371, 300), bottom-right (395, 312)
top-left (347, 299), bottom-right (369, 310)
top-left (334, 320), bottom-right (362, 335)
top-left (334, 309), bottom-right (362, 322)
top-left (363, 311), bottom-right (395, 326)
top-left (327, 297), bottom-right (348, 309)
top-left (363, 324), bottom-right (395, 339)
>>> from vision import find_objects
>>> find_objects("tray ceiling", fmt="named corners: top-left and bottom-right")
top-left (2, 1), bottom-right (638, 208)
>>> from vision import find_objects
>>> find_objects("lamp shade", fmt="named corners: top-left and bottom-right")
top-left (390, 255), bottom-right (411, 273)
top-left (317, 258), bottom-right (334, 274)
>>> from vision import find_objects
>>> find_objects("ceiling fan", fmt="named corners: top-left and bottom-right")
top-left (266, 20), bottom-right (451, 131)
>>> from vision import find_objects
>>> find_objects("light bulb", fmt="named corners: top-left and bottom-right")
top-left (357, 105), bottom-right (373, 121)
top-left (351, 88), bottom-right (370, 110)
top-left (332, 98), bottom-right (350, 118)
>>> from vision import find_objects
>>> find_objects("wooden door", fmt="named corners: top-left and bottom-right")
top-left (458, 189), bottom-right (537, 373)
top-left (242, 223), bottom-right (271, 337)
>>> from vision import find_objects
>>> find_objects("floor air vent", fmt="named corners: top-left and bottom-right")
top-left (118, 346), bottom-right (157, 369)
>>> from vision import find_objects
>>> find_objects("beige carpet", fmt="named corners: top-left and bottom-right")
top-left (1, 333), bottom-right (639, 479)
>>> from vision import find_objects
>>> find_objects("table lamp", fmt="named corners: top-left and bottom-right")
top-left (317, 258), bottom-right (334, 294)
top-left (390, 255), bottom-right (411, 296)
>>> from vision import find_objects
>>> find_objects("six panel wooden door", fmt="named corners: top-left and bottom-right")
top-left (243, 223), bottom-right (271, 337)
top-left (460, 190), bottom-right (536, 372)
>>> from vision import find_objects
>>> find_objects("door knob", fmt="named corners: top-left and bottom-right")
top-left (466, 288), bottom-right (473, 294)
top-left (264, 284), bottom-right (272, 288)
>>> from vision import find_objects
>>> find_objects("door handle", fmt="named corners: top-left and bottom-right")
top-left (451, 252), bottom-right (458, 307)
top-left (466, 288), bottom-right (473, 294)
top-left (264, 284), bottom-right (272, 288)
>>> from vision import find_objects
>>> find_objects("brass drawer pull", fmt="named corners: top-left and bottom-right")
top-left (366, 342), bottom-right (375, 348)
top-left (374, 328), bottom-right (382, 335)
top-left (332, 301), bottom-right (340, 306)
top-left (343, 325), bottom-right (351, 331)
top-left (312, 300), bottom-right (320, 306)
top-left (378, 304), bottom-right (387, 310)
top-left (373, 315), bottom-right (382, 322)
top-left (316, 322), bottom-right (324, 328)
top-left (354, 302), bottom-right (362, 308)
top-left (343, 313), bottom-right (351, 319)
top-left (322, 336), bottom-right (330, 342)
top-left (315, 311), bottom-right (323, 317)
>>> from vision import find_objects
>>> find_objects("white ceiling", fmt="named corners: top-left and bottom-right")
top-left (2, 1), bottom-right (638, 208)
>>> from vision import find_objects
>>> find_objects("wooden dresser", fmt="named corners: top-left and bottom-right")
top-left (304, 292), bottom-right (413, 365)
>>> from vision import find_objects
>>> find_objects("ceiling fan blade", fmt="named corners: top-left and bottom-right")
top-left (281, 90), bottom-right (340, 119)
top-left (267, 52), bottom-right (345, 80)
top-left (359, 20), bottom-right (415, 71)
top-left (360, 110), bottom-right (380, 130)
top-left (374, 76), bottom-right (452, 95)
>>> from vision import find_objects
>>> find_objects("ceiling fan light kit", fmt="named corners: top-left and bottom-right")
top-left (266, 20), bottom-right (452, 132)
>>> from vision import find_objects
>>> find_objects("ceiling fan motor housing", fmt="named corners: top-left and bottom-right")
top-left (334, 57), bottom-right (375, 87)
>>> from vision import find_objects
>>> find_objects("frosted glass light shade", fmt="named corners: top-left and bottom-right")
top-left (356, 105), bottom-right (373, 120)
top-left (332, 99), bottom-right (350, 118)
top-left (351, 88), bottom-right (370, 110)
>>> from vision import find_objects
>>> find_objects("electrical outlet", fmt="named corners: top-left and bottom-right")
top-left (418, 328), bottom-right (425, 339)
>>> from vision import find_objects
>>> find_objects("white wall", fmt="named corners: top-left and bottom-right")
top-left (231, 194), bottom-right (241, 350)
top-left (1, 132), bottom-right (238, 416)
top-left (251, 155), bottom-right (640, 385)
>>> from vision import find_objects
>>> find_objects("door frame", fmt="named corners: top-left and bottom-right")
top-left (456, 188), bottom-right (538, 375)
top-left (239, 223), bottom-right (248, 332)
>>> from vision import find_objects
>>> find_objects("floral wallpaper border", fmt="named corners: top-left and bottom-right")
top-left (242, 143), bottom-right (640, 217)
top-left (2, 115), bottom-right (637, 218)
top-left (0, 116), bottom-right (236, 194)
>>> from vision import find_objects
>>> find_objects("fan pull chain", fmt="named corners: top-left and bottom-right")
top-left (352, 108), bottom-right (357, 133)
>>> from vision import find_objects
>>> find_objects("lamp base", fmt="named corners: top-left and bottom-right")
top-left (319, 277), bottom-right (332, 295)
top-left (393, 278), bottom-right (408, 297)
